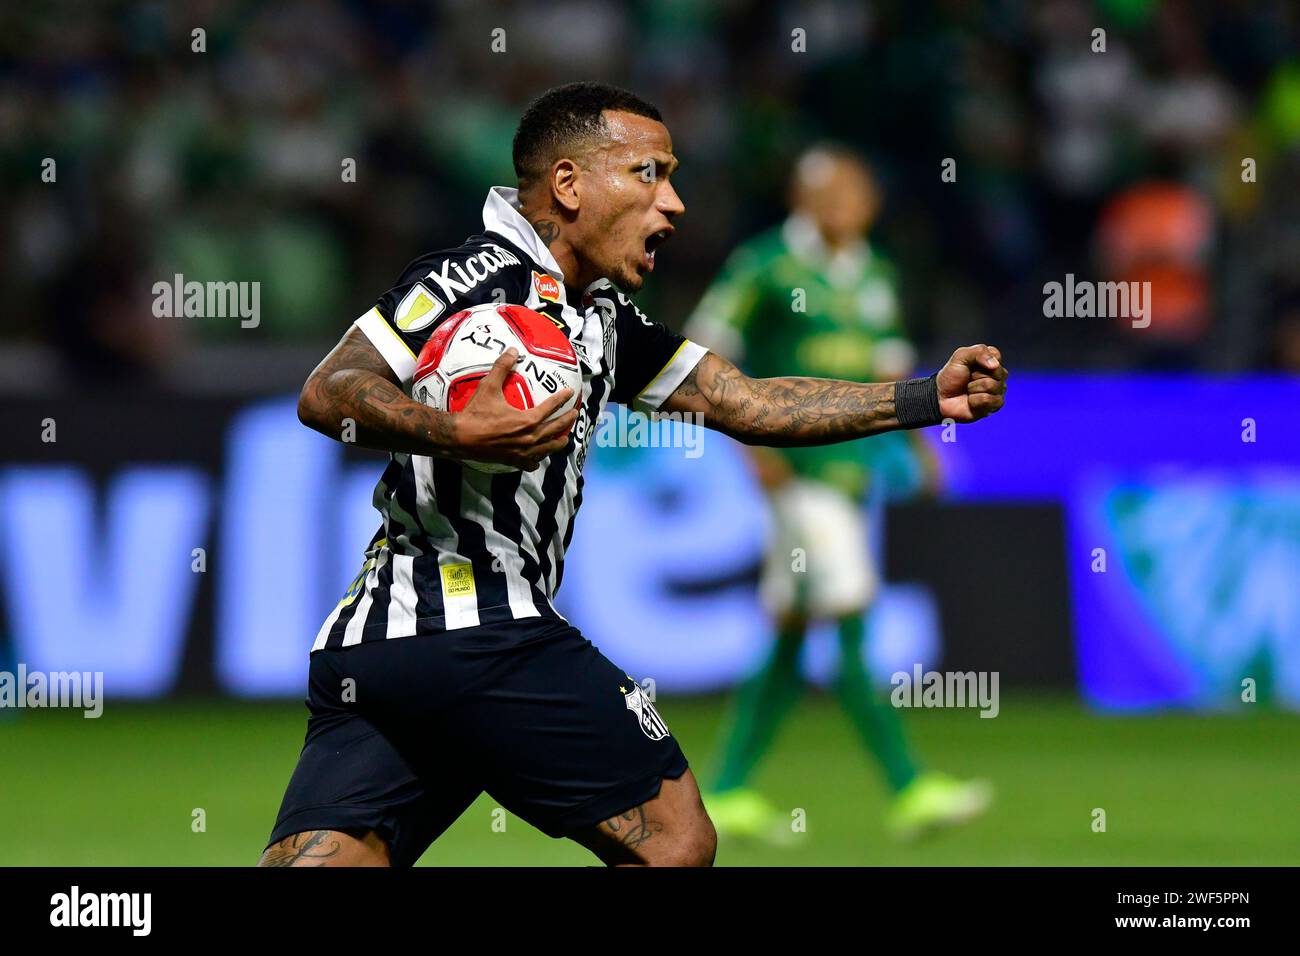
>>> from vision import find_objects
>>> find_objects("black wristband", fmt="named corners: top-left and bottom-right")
top-left (894, 373), bottom-right (942, 428)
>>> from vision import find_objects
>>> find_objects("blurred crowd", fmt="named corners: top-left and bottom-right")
top-left (4, 0), bottom-right (1300, 382)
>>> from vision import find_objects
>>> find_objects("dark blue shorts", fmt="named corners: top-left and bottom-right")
top-left (266, 617), bottom-right (688, 866)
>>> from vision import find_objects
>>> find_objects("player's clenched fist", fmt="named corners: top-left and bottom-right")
top-left (936, 345), bottom-right (1008, 423)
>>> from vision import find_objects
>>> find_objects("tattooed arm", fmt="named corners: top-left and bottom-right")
top-left (297, 326), bottom-right (578, 470)
top-left (297, 326), bottom-right (453, 455)
top-left (660, 345), bottom-right (1008, 446)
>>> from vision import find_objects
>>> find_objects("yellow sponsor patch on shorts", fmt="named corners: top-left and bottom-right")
top-left (440, 562), bottom-right (476, 597)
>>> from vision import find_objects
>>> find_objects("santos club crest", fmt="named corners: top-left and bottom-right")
top-left (623, 683), bottom-right (669, 741)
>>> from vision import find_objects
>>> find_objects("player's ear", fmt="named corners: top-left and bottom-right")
top-left (551, 159), bottom-right (581, 214)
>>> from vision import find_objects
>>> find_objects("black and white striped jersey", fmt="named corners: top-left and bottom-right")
top-left (313, 186), bottom-right (707, 650)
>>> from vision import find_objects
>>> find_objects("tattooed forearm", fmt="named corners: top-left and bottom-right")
top-left (298, 326), bottom-right (459, 456)
top-left (602, 804), bottom-right (664, 849)
top-left (666, 352), bottom-right (900, 445)
top-left (258, 830), bottom-right (343, 867)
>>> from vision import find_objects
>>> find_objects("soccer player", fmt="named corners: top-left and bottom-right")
top-left (686, 145), bottom-right (993, 843)
top-left (259, 82), bottom-right (1007, 867)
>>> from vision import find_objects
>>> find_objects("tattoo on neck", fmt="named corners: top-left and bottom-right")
top-left (530, 218), bottom-right (559, 246)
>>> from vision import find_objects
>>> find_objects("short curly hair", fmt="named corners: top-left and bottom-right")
top-left (512, 81), bottom-right (662, 187)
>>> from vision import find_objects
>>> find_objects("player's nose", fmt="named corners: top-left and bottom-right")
top-left (658, 181), bottom-right (685, 218)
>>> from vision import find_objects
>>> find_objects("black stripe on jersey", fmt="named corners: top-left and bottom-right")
top-left (410, 549), bottom-right (446, 637)
top-left (323, 598), bottom-right (358, 648)
top-left (531, 440), bottom-right (575, 591)
top-left (554, 483), bottom-right (580, 596)
top-left (382, 457), bottom-right (447, 635)
top-left (553, 372), bottom-right (613, 594)
top-left (489, 470), bottom-right (557, 616)
top-left (324, 551), bottom-right (377, 646)
top-left (355, 468), bottom-right (398, 642)
top-left (387, 456), bottom-right (430, 545)
top-left (315, 520), bottom-right (388, 649)
top-left (361, 547), bottom-right (394, 640)
top-left (372, 456), bottom-right (405, 547)
top-left (431, 458), bottom-right (512, 615)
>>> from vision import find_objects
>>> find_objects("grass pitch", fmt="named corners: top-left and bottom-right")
top-left (1, 693), bottom-right (1296, 866)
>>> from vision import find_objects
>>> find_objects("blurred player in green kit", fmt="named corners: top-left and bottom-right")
top-left (685, 144), bottom-right (992, 842)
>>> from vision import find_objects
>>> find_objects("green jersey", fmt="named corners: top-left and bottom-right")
top-left (687, 215), bottom-right (919, 499)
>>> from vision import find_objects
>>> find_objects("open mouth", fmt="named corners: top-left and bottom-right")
top-left (642, 229), bottom-right (672, 270)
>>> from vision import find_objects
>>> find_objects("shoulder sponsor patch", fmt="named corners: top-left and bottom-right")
top-left (394, 283), bottom-right (445, 332)
top-left (533, 271), bottom-right (561, 303)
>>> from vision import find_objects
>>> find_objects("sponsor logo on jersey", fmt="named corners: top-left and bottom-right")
top-left (425, 245), bottom-right (522, 304)
top-left (440, 562), bottom-right (476, 598)
top-left (533, 271), bottom-right (561, 303)
top-left (623, 683), bottom-right (669, 740)
top-left (393, 283), bottom-right (444, 331)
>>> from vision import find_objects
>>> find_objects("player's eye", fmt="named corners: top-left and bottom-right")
top-left (633, 160), bottom-right (662, 184)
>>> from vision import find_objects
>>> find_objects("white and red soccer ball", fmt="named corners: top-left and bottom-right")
top-left (413, 302), bottom-right (582, 473)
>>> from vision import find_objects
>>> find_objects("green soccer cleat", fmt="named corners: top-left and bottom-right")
top-left (885, 772), bottom-right (994, 841)
top-left (704, 788), bottom-right (797, 845)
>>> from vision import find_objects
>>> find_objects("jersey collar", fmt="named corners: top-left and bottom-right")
top-left (484, 185), bottom-right (591, 339)
top-left (482, 186), bottom-right (567, 283)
